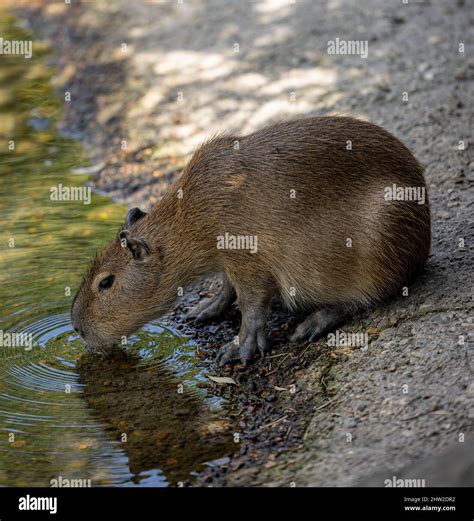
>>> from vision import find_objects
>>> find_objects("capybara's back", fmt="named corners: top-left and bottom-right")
top-left (178, 116), bottom-right (431, 311)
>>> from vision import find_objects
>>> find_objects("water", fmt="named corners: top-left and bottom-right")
top-left (0, 13), bottom-right (233, 486)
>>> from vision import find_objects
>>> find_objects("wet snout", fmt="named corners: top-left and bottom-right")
top-left (72, 321), bottom-right (84, 337)
top-left (71, 314), bottom-right (93, 348)
top-left (71, 300), bottom-right (106, 353)
top-left (71, 300), bottom-right (85, 338)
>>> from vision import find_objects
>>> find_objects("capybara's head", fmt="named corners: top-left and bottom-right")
top-left (71, 207), bottom-right (164, 354)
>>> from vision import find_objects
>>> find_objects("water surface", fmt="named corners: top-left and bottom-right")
top-left (0, 12), bottom-right (233, 487)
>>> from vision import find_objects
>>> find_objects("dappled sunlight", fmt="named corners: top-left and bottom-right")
top-left (134, 41), bottom-right (340, 143)
top-left (10, 0), bottom-right (458, 208)
top-left (327, 0), bottom-right (345, 11)
top-left (9, 0), bottom-right (360, 172)
top-left (254, 0), bottom-right (295, 23)
top-left (260, 67), bottom-right (337, 95)
top-left (151, 51), bottom-right (229, 78)
top-left (253, 22), bottom-right (293, 47)
top-left (110, 0), bottom-right (344, 159)
top-left (242, 97), bottom-right (315, 133)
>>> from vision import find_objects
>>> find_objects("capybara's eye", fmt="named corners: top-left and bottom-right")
top-left (98, 275), bottom-right (115, 291)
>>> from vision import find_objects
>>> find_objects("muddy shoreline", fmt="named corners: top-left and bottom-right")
top-left (13, 0), bottom-right (473, 487)
top-left (167, 289), bottom-right (352, 486)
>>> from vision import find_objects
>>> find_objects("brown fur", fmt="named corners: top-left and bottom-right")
top-left (72, 116), bottom-right (431, 361)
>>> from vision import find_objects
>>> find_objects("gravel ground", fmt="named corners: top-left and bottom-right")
top-left (14, 0), bottom-right (473, 487)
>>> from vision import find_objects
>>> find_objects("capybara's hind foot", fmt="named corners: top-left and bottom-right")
top-left (290, 308), bottom-right (346, 343)
top-left (188, 276), bottom-right (235, 323)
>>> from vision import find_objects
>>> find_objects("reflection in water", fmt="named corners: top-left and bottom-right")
top-left (78, 348), bottom-right (234, 485)
top-left (0, 12), bottom-right (233, 486)
top-left (0, 315), bottom-right (234, 486)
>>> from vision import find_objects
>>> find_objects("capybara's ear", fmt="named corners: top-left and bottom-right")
top-left (118, 230), bottom-right (151, 261)
top-left (125, 207), bottom-right (147, 228)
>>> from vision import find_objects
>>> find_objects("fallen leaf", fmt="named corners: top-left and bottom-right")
top-left (156, 432), bottom-right (170, 442)
top-left (207, 375), bottom-right (237, 385)
top-left (10, 440), bottom-right (26, 448)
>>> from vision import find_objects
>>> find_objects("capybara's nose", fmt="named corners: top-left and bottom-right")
top-left (71, 320), bottom-right (82, 336)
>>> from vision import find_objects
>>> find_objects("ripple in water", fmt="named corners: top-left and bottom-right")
top-left (0, 313), bottom-right (234, 486)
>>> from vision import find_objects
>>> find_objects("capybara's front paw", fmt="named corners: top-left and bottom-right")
top-left (217, 329), bottom-right (268, 367)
